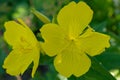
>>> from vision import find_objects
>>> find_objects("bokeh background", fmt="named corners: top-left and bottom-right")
top-left (0, 0), bottom-right (120, 80)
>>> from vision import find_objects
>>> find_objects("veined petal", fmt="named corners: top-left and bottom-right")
top-left (77, 28), bottom-right (110, 56)
top-left (3, 48), bottom-right (40, 77)
top-left (40, 23), bottom-right (69, 56)
top-left (3, 19), bottom-right (41, 77)
top-left (17, 19), bottom-right (37, 43)
top-left (32, 49), bottom-right (40, 77)
top-left (57, 1), bottom-right (93, 37)
top-left (3, 50), bottom-right (33, 76)
top-left (4, 19), bottom-right (37, 49)
top-left (54, 43), bottom-right (91, 77)
top-left (4, 21), bottom-right (26, 48)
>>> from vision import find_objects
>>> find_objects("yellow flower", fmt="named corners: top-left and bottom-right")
top-left (3, 19), bottom-right (40, 77)
top-left (40, 1), bottom-right (110, 77)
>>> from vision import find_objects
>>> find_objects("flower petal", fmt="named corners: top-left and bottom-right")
top-left (3, 19), bottom-right (40, 77)
top-left (4, 21), bottom-right (26, 48)
top-left (54, 43), bottom-right (91, 77)
top-left (4, 19), bottom-right (37, 49)
top-left (32, 49), bottom-right (40, 77)
top-left (77, 28), bottom-right (110, 56)
top-left (3, 50), bottom-right (33, 76)
top-left (17, 19), bottom-right (37, 42)
top-left (40, 23), bottom-right (69, 56)
top-left (57, 1), bottom-right (93, 37)
top-left (3, 49), bottom-right (40, 77)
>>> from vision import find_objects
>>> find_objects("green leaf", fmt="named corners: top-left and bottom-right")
top-left (0, 37), bottom-right (7, 74)
top-left (94, 21), bottom-right (107, 32)
top-left (0, 50), bottom-right (6, 74)
top-left (96, 47), bottom-right (120, 70)
top-left (89, 57), bottom-right (116, 80)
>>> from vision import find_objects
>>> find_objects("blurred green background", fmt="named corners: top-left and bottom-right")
top-left (0, 0), bottom-right (120, 80)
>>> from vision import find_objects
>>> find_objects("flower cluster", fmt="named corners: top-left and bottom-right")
top-left (3, 1), bottom-right (110, 78)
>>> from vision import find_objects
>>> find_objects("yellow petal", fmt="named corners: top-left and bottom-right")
top-left (17, 19), bottom-right (38, 46)
top-left (57, 1), bottom-right (93, 37)
top-left (32, 49), bottom-right (40, 77)
top-left (3, 50), bottom-right (33, 76)
top-left (77, 28), bottom-right (110, 56)
top-left (3, 19), bottom-right (40, 77)
top-left (4, 19), bottom-right (37, 49)
top-left (54, 43), bottom-right (91, 77)
top-left (4, 21), bottom-right (26, 48)
top-left (40, 23), bottom-right (69, 56)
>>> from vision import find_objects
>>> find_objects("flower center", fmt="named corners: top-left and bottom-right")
top-left (65, 35), bottom-right (77, 42)
top-left (69, 36), bottom-right (76, 41)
